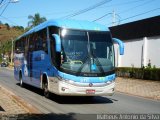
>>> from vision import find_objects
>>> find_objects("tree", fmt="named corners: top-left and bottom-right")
top-left (5, 23), bottom-right (10, 30)
top-left (28, 13), bottom-right (47, 28)
top-left (13, 26), bottom-right (24, 32)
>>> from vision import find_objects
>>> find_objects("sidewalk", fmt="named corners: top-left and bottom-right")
top-left (0, 86), bottom-right (28, 115)
top-left (116, 77), bottom-right (160, 100)
top-left (0, 85), bottom-right (40, 119)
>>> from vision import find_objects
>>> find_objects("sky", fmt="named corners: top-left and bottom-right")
top-left (0, 0), bottom-right (160, 28)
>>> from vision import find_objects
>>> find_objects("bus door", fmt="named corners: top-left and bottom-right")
top-left (28, 38), bottom-right (34, 81)
top-left (28, 35), bottom-right (41, 86)
top-left (31, 37), bottom-right (44, 86)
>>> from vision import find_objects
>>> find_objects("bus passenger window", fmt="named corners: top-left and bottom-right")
top-left (43, 41), bottom-right (48, 53)
top-left (29, 38), bottom-right (35, 51)
top-left (36, 29), bottom-right (48, 53)
top-left (15, 40), bottom-right (24, 53)
top-left (35, 37), bottom-right (43, 50)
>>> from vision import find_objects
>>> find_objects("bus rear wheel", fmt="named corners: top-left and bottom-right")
top-left (44, 83), bottom-right (50, 98)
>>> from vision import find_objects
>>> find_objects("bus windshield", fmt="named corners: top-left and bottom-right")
top-left (60, 29), bottom-right (114, 76)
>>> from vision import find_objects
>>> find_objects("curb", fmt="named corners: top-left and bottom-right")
top-left (6, 66), bottom-right (14, 71)
top-left (0, 85), bottom-right (41, 114)
top-left (116, 90), bottom-right (160, 101)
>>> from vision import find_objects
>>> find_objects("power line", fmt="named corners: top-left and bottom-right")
top-left (93, 13), bottom-right (112, 22)
top-left (118, 0), bottom-right (156, 15)
top-left (1, 0), bottom-right (145, 19)
top-left (0, 1), bottom-right (9, 16)
top-left (0, 0), bottom-right (7, 5)
top-left (1, 0), bottom-right (149, 20)
top-left (62, 0), bottom-right (112, 19)
top-left (0, 15), bottom-right (19, 25)
top-left (3, 10), bottom-right (75, 19)
top-left (0, 0), bottom-right (4, 5)
top-left (117, 7), bottom-right (160, 23)
top-left (98, 0), bottom-right (147, 9)
top-left (93, 0), bottom-right (155, 22)
top-left (105, 7), bottom-right (160, 26)
top-left (0, 0), bottom-right (8, 8)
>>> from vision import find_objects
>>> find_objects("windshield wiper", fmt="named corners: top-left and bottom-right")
top-left (76, 55), bottom-right (89, 76)
top-left (91, 53), bottom-right (105, 75)
top-left (76, 52), bottom-right (105, 76)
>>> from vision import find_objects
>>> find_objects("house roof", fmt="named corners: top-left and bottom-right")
top-left (109, 16), bottom-right (160, 40)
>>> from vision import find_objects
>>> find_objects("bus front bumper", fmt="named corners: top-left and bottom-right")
top-left (55, 81), bottom-right (115, 96)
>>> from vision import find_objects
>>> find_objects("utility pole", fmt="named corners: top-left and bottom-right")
top-left (11, 38), bottom-right (14, 66)
top-left (112, 10), bottom-right (116, 26)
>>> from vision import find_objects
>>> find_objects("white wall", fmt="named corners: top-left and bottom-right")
top-left (114, 35), bottom-right (160, 68)
top-left (147, 36), bottom-right (160, 68)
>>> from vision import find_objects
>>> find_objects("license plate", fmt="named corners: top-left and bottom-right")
top-left (86, 89), bottom-right (95, 94)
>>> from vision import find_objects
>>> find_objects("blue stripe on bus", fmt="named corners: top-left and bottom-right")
top-left (58, 71), bottom-right (115, 83)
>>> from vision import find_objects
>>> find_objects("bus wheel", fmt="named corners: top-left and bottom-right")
top-left (44, 83), bottom-right (50, 98)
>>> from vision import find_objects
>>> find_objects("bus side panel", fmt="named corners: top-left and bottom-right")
top-left (14, 53), bottom-right (24, 81)
top-left (31, 51), bottom-right (51, 87)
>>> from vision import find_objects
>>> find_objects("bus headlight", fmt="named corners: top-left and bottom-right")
top-left (106, 79), bottom-right (115, 85)
top-left (57, 76), bottom-right (75, 85)
top-left (68, 80), bottom-right (74, 84)
top-left (106, 81), bottom-right (111, 85)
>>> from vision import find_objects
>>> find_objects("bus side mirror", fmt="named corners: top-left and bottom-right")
top-left (113, 38), bottom-right (124, 55)
top-left (52, 34), bottom-right (61, 52)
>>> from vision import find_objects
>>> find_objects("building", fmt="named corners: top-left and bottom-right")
top-left (110, 16), bottom-right (160, 68)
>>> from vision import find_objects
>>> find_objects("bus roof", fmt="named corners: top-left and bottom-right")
top-left (18, 19), bottom-right (109, 39)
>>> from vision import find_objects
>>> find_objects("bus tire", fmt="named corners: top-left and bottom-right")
top-left (44, 82), bottom-right (50, 98)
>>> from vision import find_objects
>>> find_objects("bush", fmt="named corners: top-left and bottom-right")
top-left (116, 67), bottom-right (160, 81)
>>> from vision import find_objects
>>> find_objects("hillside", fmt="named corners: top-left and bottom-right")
top-left (0, 24), bottom-right (24, 62)
top-left (0, 25), bottom-right (23, 42)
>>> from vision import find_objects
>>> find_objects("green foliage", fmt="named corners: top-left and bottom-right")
top-left (5, 23), bottom-right (10, 30)
top-left (13, 26), bottom-right (24, 32)
top-left (24, 27), bottom-right (31, 32)
top-left (28, 13), bottom-right (47, 29)
top-left (0, 41), bottom-right (11, 53)
top-left (0, 55), bottom-right (2, 63)
top-left (116, 67), bottom-right (160, 80)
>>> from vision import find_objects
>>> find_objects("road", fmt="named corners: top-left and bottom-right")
top-left (0, 67), bottom-right (160, 120)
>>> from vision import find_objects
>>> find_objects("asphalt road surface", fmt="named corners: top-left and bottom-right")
top-left (0, 67), bottom-right (160, 120)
